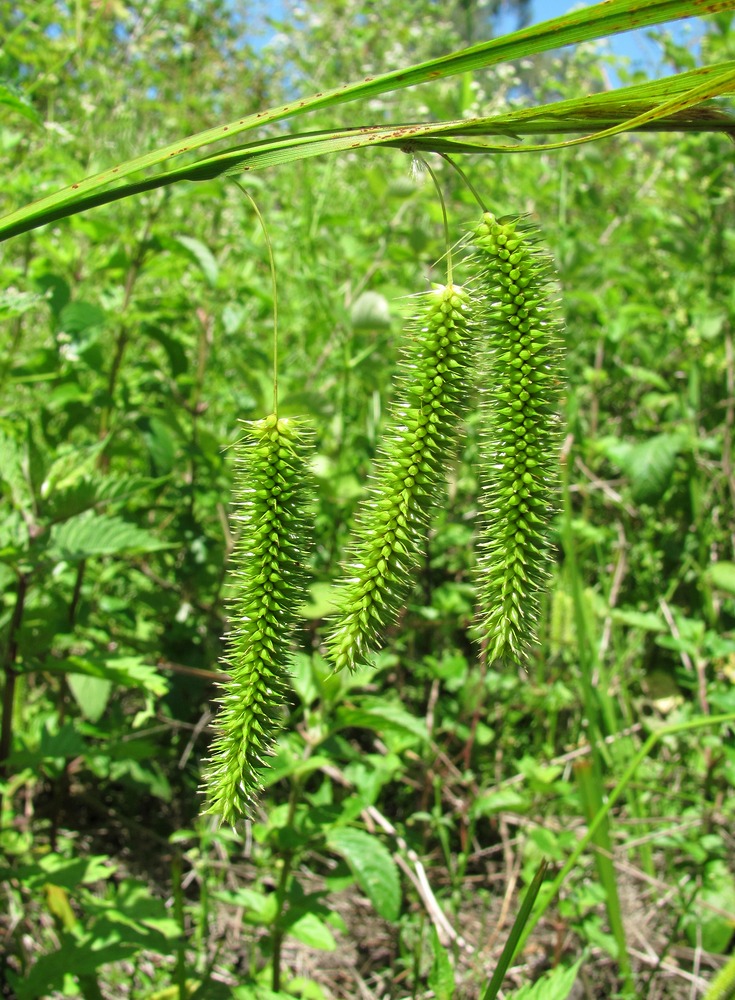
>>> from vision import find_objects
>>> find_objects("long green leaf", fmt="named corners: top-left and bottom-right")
top-left (514, 713), bottom-right (735, 960)
top-left (481, 861), bottom-right (549, 1000)
top-left (1, 64), bottom-right (732, 240)
top-left (0, 0), bottom-right (732, 241)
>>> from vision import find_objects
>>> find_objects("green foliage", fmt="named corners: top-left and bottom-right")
top-left (1, 2), bottom-right (735, 998)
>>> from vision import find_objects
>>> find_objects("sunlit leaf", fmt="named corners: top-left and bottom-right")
top-left (327, 827), bottom-right (401, 921)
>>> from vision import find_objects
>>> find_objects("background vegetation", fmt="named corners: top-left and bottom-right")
top-left (1, 2), bottom-right (735, 998)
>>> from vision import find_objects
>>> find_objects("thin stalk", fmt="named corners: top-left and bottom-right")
top-left (560, 437), bottom-right (615, 753)
top-left (98, 209), bottom-right (158, 467)
top-left (51, 559), bottom-right (87, 849)
top-left (171, 850), bottom-right (189, 1000)
top-left (441, 153), bottom-right (487, 212)
top-left (0, 572), bottom-right (29, 775)
top-left (271, 770), bottom-right (307, 993)
top-left (575, 759), bottom-right (634, 998)
top-left (419, 156), bottom-right (453, 284)
top-left (514, 712), bottom-right (735, 958)
top-left (234, 182), bottom-right (279, 414)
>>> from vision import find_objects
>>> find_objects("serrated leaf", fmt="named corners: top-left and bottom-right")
top-left (49, 511), bottom-right (171, 560)
top-left (41, 440), bottom-right (108, 499)
top-left (327, 827), bottom-right (401, 921)
top-left (620, 433), bottom-right (685, 503)
top-left (0, 430), bottom-right (32, 510)
top-left (48, 655), bottom-right (168, 697)
top-left (0, 287), bottom-right (44, 320)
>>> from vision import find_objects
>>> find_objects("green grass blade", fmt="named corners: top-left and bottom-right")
top-left (480, 861), bottom-right (549, 1000)
top-left (575, 760), bottom-right (634, 998)
top-left (513, 713), bottom-right (735, 959)
top-left (2, 61), bottom-right (732, 242)
top-left (0, 0), bottom-right (729, 241)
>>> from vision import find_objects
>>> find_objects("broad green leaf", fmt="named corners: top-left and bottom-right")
top-left (327, 827), bottom-right (401, 921)
top-left (213, 888), bottom-right (279, 925)
top-left (8, 936), bottom-right (136, 1000)
top-left (44, 884), bottom-right (77, 931)
top-left (506, 958), bottom-right (583, 999)
top-left (471, 788), bottom-right (528, 819)
top-left (67, 674), bottom-right (113, 723)
top-left (2, 854), bottom-right (116, 891)
top-left (334, 700), bottom-right (429, 744)
top-left (36, 721), bottom-right (87, 763)
top-left (49, 511), bottom-right (171, 560)
top-left (58, 300), bottom-right (106, 334)
top-left (708, 561), bottom-right (735, 595)
top-left (284, 912), bottom-right (337, 951)
top-left (683, 860), bottom-right (735, 953)
top-left (625, 433), bottom-right (686, 502)
top-left (260, 754), bottom-right (334, 789)
top-left (0, 81), bottom-right (42, 124)
top-left (601, 432), bottom-right (686, 502)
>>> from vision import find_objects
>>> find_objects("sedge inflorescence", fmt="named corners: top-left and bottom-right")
top-left (328, 283), bottom-right (475, 672)
top-left (203, 413), bottom-right (313, 823)
top-left (471, 212), bottom-right (563, 664)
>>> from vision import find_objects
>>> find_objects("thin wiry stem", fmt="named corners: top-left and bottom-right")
top-left (234, 181), bottom-right (280, 415)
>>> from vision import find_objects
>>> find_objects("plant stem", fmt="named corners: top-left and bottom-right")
top-left (0, 571), bottom-right (29, 775)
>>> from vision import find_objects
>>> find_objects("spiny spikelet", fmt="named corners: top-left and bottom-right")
top-left (203, 413), bottom-right (313, 823)
top-left (328, 283), bottom-right (475, 672)
top-left (471, 213), bottom-right (563, 664)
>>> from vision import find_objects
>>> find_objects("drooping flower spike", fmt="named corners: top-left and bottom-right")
top-left (471, 212), bottom-right (563, 664)
top-left (203, 413), bottom-right (313, 823)
top-left (328, 282), bottom-right (476, 672)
